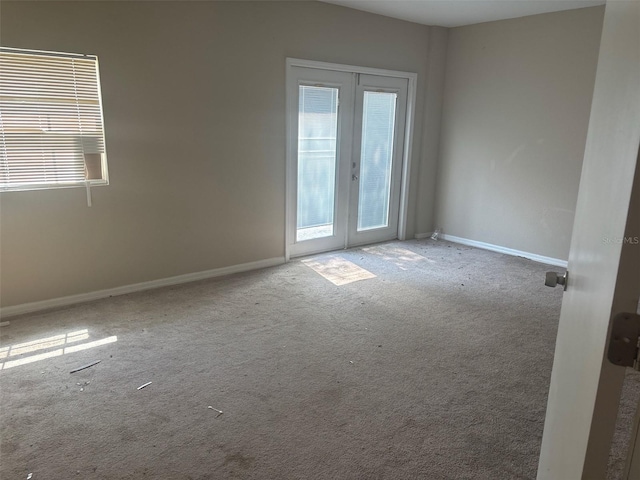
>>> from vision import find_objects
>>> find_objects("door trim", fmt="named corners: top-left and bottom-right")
top-left (285, 58), bottom-right (418, 261)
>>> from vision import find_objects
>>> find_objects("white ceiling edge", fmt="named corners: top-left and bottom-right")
top-left (320, 0), bottom-right (606, 27)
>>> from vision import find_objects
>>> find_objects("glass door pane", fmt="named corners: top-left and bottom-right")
top-left (297, 86), bottom-right (339, 241)
top-left (357, 91), bottom-right (397, 231)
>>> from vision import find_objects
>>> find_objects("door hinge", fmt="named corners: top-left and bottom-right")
top-left (608, 312), bottom-right (640, 370)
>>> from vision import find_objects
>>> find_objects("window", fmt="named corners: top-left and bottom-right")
top-left (0, 47), bottom-right (108, 191)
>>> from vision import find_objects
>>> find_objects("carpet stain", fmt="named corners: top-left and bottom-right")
top-left (401, 418), bottom-right (419, 431)
top-left (150, 412), bottom-right (171, 423)
top-left (117, 426), bottom-right (139, 442)
top-left (1, 441), bottom-right (18, 454)
top-left (222, 452), bottom-right (255, 470)
top-left (315, 386), bottom-right (343, 404)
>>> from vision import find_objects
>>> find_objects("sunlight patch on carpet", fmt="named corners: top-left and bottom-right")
top-left (0, 330), bottom-right (118, 370)
top-left (362, 245), bottom-right (433, 270)
top-left (3, 329), bottom-right (89, 358)
top-left (302, 256), bottom-right (376, 286)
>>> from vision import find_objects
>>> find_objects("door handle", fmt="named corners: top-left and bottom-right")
top-left (352, 174), bottom-right (358, 181)
top-left (545, 271), bottom-right (568, 290)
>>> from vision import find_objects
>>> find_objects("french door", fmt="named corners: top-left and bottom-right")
top-left (287, 64), bottom-right (409, 258)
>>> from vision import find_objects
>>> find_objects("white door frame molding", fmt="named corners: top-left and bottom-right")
top-left (285, 57), bottom-right (418, 261)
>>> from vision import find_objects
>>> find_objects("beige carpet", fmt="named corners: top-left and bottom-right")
top-left (1, 239), bottom-right (638, 479)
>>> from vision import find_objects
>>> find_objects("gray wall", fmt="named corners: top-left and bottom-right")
top-left (434, 6), bottom-right (604, 260)
top-left (0, 1), bottom-right (435, 307)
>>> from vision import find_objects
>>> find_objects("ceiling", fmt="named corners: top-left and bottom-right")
top-left (320, 0), bottom-right (605, 27)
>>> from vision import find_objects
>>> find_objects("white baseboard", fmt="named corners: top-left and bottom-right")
top-left (1, 257), bottom-right (285, 318)
top-left (439, 234), bottom-right (568, 268)
top-left (414, 232), bottom-right (433, 239)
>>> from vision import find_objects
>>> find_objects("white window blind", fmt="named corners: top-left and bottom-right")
top-left (0, 47), bottom-right (108, 191)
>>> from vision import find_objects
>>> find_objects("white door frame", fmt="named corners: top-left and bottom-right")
top-left (285, 58), bottom-right (418, 261)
